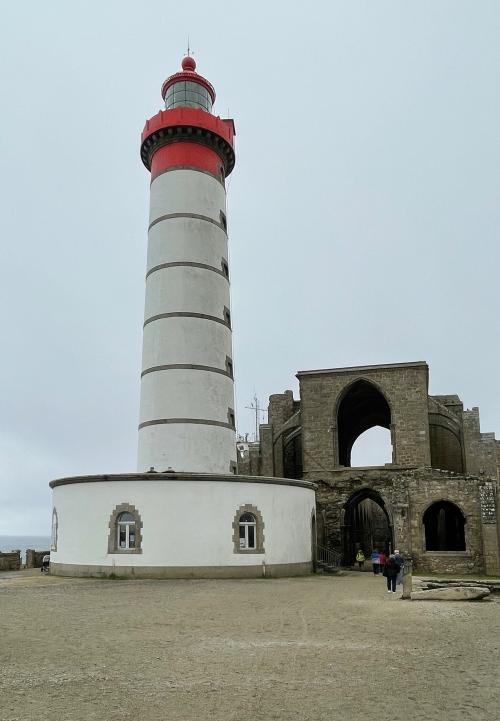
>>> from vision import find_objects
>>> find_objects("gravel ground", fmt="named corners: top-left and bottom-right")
top-left (0, 569), bottom-right (499, 721)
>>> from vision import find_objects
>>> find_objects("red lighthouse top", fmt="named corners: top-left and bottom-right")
top-left (141, 56), bottom-right (235, 178)
top-left (161, 56), bottom-right (216, 112)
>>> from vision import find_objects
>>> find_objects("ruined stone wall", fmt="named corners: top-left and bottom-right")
top-left (0, 551), bottom-right (21, 571)
top-left (428, 396), bottom-right (464, 473)
top-left (463, 408), bottom-right (498, 478)
top-left (26, 549), bottom-right (49, 569)
top-left (407, 472), bottom-right (485, 574)
top-left (236, 443), bottom-right (262, 476)
top-left (268, 391), bottom-right (296, 477)
top-left (314, 466), bottom-right (496, 574)
top-left (299, 363), bottom-right (431, 476)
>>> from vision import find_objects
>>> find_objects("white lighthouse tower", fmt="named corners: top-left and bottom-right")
top-left (49, 56), bottom-right (316, 579)
top-left (138, 55), bottom-right (236, 474)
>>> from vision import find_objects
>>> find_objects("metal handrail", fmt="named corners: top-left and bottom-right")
top-left (316, 544), bottom-right (342, 568)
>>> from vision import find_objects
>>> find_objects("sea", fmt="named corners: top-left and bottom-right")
top-left (0, 536), bottom-right (51, 562)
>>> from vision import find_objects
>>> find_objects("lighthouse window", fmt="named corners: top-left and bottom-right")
top-left (232, 505), bottom-right (265, 554)
top-left (107, 504), bottom-right (143, 554)
top-left (164, 81), bottom-right (213, 113)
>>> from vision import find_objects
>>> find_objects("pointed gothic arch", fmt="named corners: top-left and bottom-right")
top-left (342, 488), bottom-right (394, 565)
top-left (336, 379), bottom-right (393, 467)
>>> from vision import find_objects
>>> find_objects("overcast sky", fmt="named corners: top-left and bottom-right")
top-left (1, 1), bottom-right (499, 534)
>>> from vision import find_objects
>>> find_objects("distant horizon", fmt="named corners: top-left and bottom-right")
top-left (0, 531), bottom-right (50, 545)
top-left (0, 534), bottom-right (50, 538)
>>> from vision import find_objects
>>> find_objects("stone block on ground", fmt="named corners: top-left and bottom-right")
top-left (411, 586), bottom-right (490, 601)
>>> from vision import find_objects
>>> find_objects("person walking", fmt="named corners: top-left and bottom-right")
top-left (394, 549), bottom-right (404, 585)
top-left (370, 549), bottom-right (381, 575)
top-left (383, 553), bottom-right (401, 593)
top-left (355, 549), bottom-right (365, 570)
top-left (378, 550), bottom-right (386, 571)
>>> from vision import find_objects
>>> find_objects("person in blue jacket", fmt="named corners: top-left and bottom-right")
top-left (370, 549), bottom-right (381, 575)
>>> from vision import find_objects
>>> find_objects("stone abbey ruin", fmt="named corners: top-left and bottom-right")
top-left (238, 361), bottom-right (500, 575)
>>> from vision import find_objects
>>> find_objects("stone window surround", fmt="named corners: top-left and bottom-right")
top-left (232, 504), bottom-right (265, 554)
top-left (51, 507), bottom-right (58, 552)
top-left (107, 503), bottom-right (143, 554)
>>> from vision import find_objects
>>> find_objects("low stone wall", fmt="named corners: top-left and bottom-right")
top-left (26, 550), bottom-right (49, 569)
top-left (0, 551), bottom-right (21, 571)
top-left (413, 552), bottom-right (476, 575)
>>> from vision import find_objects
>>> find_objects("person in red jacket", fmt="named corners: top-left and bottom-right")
top-left (378, 550), bottom-right (386, 571)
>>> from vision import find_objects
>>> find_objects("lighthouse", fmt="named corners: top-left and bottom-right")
top-left (138, 56), bottom-right (237, 474)
top-left (49, 55), bottom-right (315, 579)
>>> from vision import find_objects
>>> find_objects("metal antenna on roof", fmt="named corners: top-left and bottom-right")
top-left (186, 37), bottom-right (191, 57)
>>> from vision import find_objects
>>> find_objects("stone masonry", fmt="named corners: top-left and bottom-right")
top-left (237, 361), bottom-right (500, 575)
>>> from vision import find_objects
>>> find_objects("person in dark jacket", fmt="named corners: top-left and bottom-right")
top-left (383, 554), bottom-right (401, 593)
top-left (394, 549), bottom-right (404, 585)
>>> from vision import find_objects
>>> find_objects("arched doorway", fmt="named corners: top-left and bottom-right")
top-left (337, 380), bottom-right (392, 467)
top-left (423, 501), bottom-right (466, 551)
top-left (343, 490), bottom-right (393, 565)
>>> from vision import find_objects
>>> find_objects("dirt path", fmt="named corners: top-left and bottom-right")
top-left (0, 570), bottom-right (499, 720)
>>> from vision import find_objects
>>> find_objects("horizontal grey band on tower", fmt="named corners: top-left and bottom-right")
top-left (138, 418), bottom-right (235, 430)
top-left (148, 212), bottom-right (227, 233)
top-left (146, 261), bottom-right (228, 281)
top-left (143, 312), bottom-right (231, 329)
top-left (151, 165), bottom-right (225, 188)
top-left (141, 364), bottom-right (233, 379)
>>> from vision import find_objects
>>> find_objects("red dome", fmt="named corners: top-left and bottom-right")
top-left (181, 56), bottom-right (196, 72)
top-left (161, 57), bottom-right (216, 104)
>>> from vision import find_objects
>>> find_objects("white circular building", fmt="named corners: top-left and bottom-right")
top-left (49, 56), bottom-right (316, 578)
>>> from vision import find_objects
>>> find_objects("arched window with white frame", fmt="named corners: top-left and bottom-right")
top-left (239, 512), bottom-right (256, 550)
top-left (107, 503), bottom-right (143, 554)
top-left (232, 505), bottom-right (265, 554)
top-left (117, 512), bottom-right (137, 550)
top-left (51, 508), bottom-right (58, 552)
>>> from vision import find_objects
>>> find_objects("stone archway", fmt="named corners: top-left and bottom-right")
top-left (423, 500), bottom-right (466, 551)
top-left (342, 489), bottom-right (393, 565)
top-left (336, 379), bottom-right (393, 467)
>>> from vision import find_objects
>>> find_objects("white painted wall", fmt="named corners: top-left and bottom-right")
top-left (137, 425), bottom-right (236, 473)
top-left (139, 369), bottom-right (233, 423)
top-left (144, 266), bottom-right (229, 319)
top-left (141, 317), bottom-right (232, 370)
top-left (149, 170), bottom-right (226, 225)
top-left (138, 165), bottom-right (235, 473)
top-left (51, 478), bottom-right (315, 569)
top-left (147, 218), bottom-right (228, 272)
